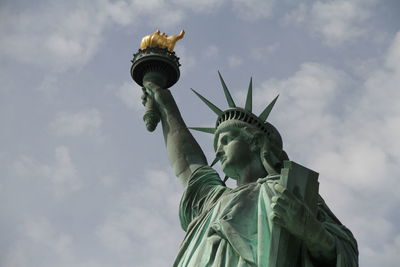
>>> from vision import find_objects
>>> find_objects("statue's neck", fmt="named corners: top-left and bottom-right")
top-left (236, 157), bottom-right (267, 186)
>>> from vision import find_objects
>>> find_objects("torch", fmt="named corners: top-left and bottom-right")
top-left (130, 30), bottom-right (185, 132)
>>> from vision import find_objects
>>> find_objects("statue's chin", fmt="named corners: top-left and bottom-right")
top-left (222, 164), bottom-right (239, 180)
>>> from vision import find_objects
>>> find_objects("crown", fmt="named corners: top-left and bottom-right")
top-left (189, 71), bottom-right (281, 150)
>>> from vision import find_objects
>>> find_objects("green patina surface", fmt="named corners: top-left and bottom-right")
top-left (174, 165), bottom-right (357, 266)
top-left (131, 46), bottom-right (358, 266)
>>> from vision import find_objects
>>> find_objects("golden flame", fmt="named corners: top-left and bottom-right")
top-left (140, 30), bottom-right (185, 52)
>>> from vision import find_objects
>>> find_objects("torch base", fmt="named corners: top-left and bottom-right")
top-left (130, 47), bottom-right (181, 89)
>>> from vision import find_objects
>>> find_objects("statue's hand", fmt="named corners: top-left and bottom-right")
top-left (271, 183), bottom-right (337, 262)
top-left (141, 87), bottom-right (160, 107)
top-left (141, 87), bottom-right (149, 107)
top-left (270, 183), bottom-right (316, 241)
top-left (141, 82), bottom-right (175, 113)
top-left (141, 82), bottom-right (181, 126)
top-left (141, 81), bottom-right (161, 104)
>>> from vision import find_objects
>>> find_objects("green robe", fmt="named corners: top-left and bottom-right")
top-left (174, 166), bottom-right (358, 267)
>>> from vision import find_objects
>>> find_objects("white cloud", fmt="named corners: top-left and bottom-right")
top-left (132, 1), bottom-right (185, 28)
top-left (175, 44), bottom-right (197, 74)
top-left (52, 146), bottom-right (81, 194)
top-left (14, 155), bottom-right (52, 178)
top-left (0, 1), bottom-right (107, 72)
top-left (255, 62), bottom-right (348, 151)
top-left (100, 174), bottom-right (118, 187)
top-left (50, 109), bottom-right (102, 137)
top-left (285, 0), bottom-right (378, 46)
top-left (116, 81), bottom-right (143, 110)
top-left (3, 217), bottom-right (73, 267)
top-left (362, 234), bottom-right (400, 267)
top-left (37, 74), bottom-right (60, 96)
top-left (14, 146), bottom-right (81, 198)
top-left (203, 45), bottom-right (219, 58)
top-left (2, 217), bottom-right (111, 267)
top-left (105, 0), bottom-right (133, 26)
top-left (228, 55), bottom-right (243, 67)
top-left (250, 42), bottom-right (279, 61)
top-left (0, 0), bottom-right (186, 73)
top-left (283, 3), bottom-right (308, 25)
top-left (354, 31), bottom-right (400, 158)
top-left (252, 31), bottom-right (400, 265)
top-left (97, 169), bottom-right (183, 266)
top-left (172, 0), bottom-right (224, 13)
top-left (232, 0), bottom-right (275, 20)
top-left (385, 32), bottom-right (400, 71)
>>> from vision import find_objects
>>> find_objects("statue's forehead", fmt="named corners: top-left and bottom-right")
top-left (213, 124), bottom-right (255, 150)
top-left (217, 129), bottom-right (240, 139)
top-left (218, 127), bottom-right (240, 135)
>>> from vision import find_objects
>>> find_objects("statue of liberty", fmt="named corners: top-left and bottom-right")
top-left (131, 30), bottom-right (358, 267)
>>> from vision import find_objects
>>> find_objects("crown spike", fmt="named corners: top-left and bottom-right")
top-left (191, 88), bottom-right (223, 116)
top-left (259, 95), bottom-right (279, 122)
top-left (245, 77), bottom-right (253, 112)
top-left (218, 71), bottom-right (236, 108)
top-left (188, 127), bottom-right (216, 134)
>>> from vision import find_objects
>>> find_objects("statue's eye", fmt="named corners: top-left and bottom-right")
top-left (220, 136), bottom-right (228, 145)
top-left (221, 135), bottom-right (234, 145)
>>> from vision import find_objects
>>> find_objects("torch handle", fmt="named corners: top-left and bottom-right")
top-left (143, 94), bottom-right (161, 132)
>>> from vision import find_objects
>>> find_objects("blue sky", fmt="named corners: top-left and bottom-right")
top-left (1, 0), bottom-right (399, 266)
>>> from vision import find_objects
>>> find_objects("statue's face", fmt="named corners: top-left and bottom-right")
top-left (216, 129), bottom-right (256, 179)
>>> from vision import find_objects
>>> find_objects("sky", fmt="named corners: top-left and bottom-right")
top-left (1, 0), bottom-right (399, 266)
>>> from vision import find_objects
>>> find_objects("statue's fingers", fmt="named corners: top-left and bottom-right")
top-left (270, 212), bottom-right (285, 227)
top-left (271, 202), bottom-right (287, 216)
top-left (271, 195), bottom-right (289, 207)
top-left (274, 191), bottom-right (301, 214)
top-left (274, 183), bottom-right (286, 193)
top-left (142, 86), bottom-right (155, 97)
top-left (141, 92), bottom-right (148, 106)
top-left (274, 183), bottom-right (296, 201)
top-left (142, 87), bottom-right (151, 97)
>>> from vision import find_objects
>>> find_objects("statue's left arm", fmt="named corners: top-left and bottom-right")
top-left (271, 183), bottom-right (358, 265)
top-left (142, 82), bottom-right (208, 186)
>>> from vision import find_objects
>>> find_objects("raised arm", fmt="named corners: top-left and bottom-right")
top-left (142, 78), bottom-right (208, 186)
